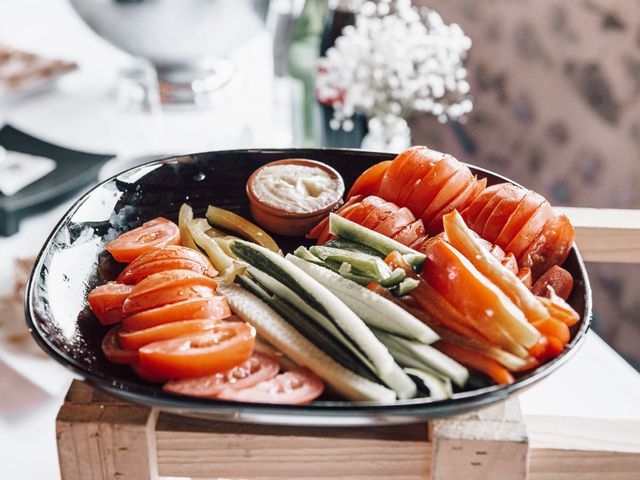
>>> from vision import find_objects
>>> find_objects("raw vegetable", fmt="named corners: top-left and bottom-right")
top-left (206, 205), bottom-right (280, 253)
top-left (324, 238), bottom-right (386, 258)
top-left (309, 245), bottom-right (392, 280)
top-left (138, 323), bottom-right (256, 380)
top-left (105, 217), bottom-right (180, 263)
top-left (531, 265), bottom-right (573, 300)
top-left (217, 281), bottom-right (396, 402)
top-left (442, 210), bottom-right (549, 323)
top-left (122, 296), bottom-right (231, 331)
top-left (188, 218), bottom-right (237, 272)
top-left (118, 319), bottom-right (218, 350)
top-left (163, 352), bottom-right (280, 398)
top-left (102, 326), bottom-right (138, 364)
top-left (392, 277), bottom-right (420, 296)
top-left (520, 214), bottom-right (575, 280)
top-left (178, 204), bottom-right (199, 250)
top-left (372, 329), bottom-right (468, 387)
top-left (287, 254), bottom-right (438, 344)
top-left (404, 368), bottom-right (451, 401)
top-left (435, 341), bottom-right (515, 385)
top-left (88, 283), bottom-right (133, 325)
top-left (348, 160), bottom-right (391, 198)
top-left (217, 368), bottom-right (324, 404)
top-left (328, 213), bottom-right (425, 268)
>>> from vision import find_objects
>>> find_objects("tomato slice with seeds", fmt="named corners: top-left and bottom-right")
top-left (163, 352), bottom-right (280, 398)
top-left (105, 217), bottom-right (180, 263)
top-left (217, 368), bottom-right (324, 404)
top-left (88, 283), bottom-right (133, 325)
top-left (461, 183), bottom-right (503, 227)
top-left (138, 323), bottom-right (256, 379)
top-left (494, 191), bottom-right (545, 248)
top-left (472, 184), bottom-right (517, 234)
top-left (348, 160), bottom-right (392, 198)
top-left (392, 219), bottom-right (426, 246)
top-left (420, 167), bottom-right (473, 228)
top-left (506, 201), bottom-right (554, 259)
top-left (396, 148), bottom-right (445, 205)
top-left (122, 296), bottom-right (231, 331)
top-left (118, 319), bottom-right (217, 350)
top-left (520, 214), bottom-right (575, 281)
top-left (359, 200), bottom-right (398, 231)
top-left (481, 186), bottom-right (527, 243)
top-left (117, 245), bottom-right (216, 284)
top-left (404, 155), bottom-right (460, 219)
top-left (427, 176), bottom-right (485, 234)
top-left (102, 326), bottom-right (138, 364)
top-left (374, 207), bottom-right (415, 238)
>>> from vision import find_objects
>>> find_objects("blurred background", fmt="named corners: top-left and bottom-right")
top-left (0, 0), bottom-right (638, 477)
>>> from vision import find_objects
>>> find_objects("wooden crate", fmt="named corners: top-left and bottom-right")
top-left (55, 207), bottom-right (640, 479)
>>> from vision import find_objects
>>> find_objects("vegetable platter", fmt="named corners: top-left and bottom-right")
top-left (25, 148), bottom-right (591, 426)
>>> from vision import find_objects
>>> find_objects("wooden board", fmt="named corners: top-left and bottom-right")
top-left (56, 381), bottom-right (640, 480)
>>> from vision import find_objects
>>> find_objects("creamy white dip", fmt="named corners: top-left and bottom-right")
top-left (252, 164), bottom-right (344, 214)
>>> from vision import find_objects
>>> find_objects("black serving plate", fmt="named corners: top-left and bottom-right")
top-left (25, 149), bottom-right (591, 426)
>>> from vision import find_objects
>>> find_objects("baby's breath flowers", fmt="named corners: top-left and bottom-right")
top-left (316, 0), bottom-right (473, 133)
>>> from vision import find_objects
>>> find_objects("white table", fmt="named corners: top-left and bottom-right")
top-left (0, 1), bottom-right (639, 479)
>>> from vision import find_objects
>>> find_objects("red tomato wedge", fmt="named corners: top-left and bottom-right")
top-left (531, 265), bottom-right (574, 300)
top-left (520, 214), bottom-right (576, 281)
top-left (138, 323), bottom-right (256, 379)
top-left (102, 326), bottom-right (138, 364)
top-left (473, 184), bottom-right (518, 234)
top-left (396, 147), bottom-right (447, 205)
top-left (392, 219), bottom-right (426, 246)
top-left (460, 183), bottom-right (503, 227)
top-left (404, 155), bottom-right (460, 219)
top-left (105, 217), bottom-right (180, 263)
top-left (494, 191), bottom-right (546, 248)
top-left (505, 201), bottom-right (554, 260)
top-left (481, 186), bottom-right (527, 243)
top-left (435, 341), bottom-right (515, 385)
top-left (420, 167), bottom-right (473, 229)
top-left (122, 270), bottom-right (218, 315)
top-left (374, 207), bottom-right (415, 238)
top-left (427, 175), bottom-right (484, 234)
top-left (118, 319), bottom-right (217, 350)
top-left (88, 283), bottom-right (133, 325)
top-left (163, 352), bottom-right (280, 398)
top-left (123, 284), bottom-right (216, 316)
top-left (117, 245), bottom-right (216, 284)
top-left (122, 296), bottom-right (231, 331)
top-left (348, 161), bottom-right (391, 198)
top-left (217, 368), bottom-right (324, 404)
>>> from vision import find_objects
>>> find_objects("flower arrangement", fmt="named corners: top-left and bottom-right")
top-left (316, 0), bottom-right (473, 140)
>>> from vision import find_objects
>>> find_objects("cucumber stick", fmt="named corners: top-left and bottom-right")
top-left (328, 213), bottom-right (425, 268)
top-left (240, 270), bottom-right (378, 380)
top-left (217, 281), bottom-right (396, 402)
top-left (246, 266), bottom-right (416, 399)
top-left (309, 246), bottom-right (392, 279)
top-left (287, 255), bottom-right (438, 344)
top-left (324, 239), bottom-right (385, 258)
top-left (404, 368), bottom-right (452, 400)
top-left (373, 329), bottom-right (469, 388)
top-left (230, 240), bottom-right (416, 399)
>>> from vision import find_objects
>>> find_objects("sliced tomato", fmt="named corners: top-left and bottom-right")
top-left (131, 362), bottom-right (167, 383)
top-left (307, 195), bottom-right (362, 241)
top-left (138, 323), bottom-right (256, 379)
top-left (102, 326), bottom-right (138, 364)
top-left (105, 217), bottom-right (180, 263)
top-left (117, 245), bottom-right (216, 284)
top-left (427, 175), bottom-right (484, 234)
top-left (481, 186), bottom-right (527, 243)
top-left (460, 183), bottom-right (503, 227)
top-left (472, 184), bottom-right (518, 235)
top-left (396, 148), bottom-right (446, 205)
top-left (420, 166), bottom-right (473, 229)
top-left (88, 283), bottom-right (133, 325)
top-left (518, 267), bottom-right (533, 289)
top-left (494, 191), bottom-right (545, 248)
top-left (119, 319), bottom-right (217, 350)
top-left (343, 196), bottom-right (386, 225)
top-left (359, 200), bottom-right (399, 231)
top-left (520, 214), bottom-right (576, 281)
top-left (505, 201), bottom-right (554, 260)
top-left (404, 155), bottom-right (460, 219)
top-left (392, 220), bottom-right (426, 246)
top-left (531, 265), bottom-right (574, 300)
top-left (123, 296), bottom-right (231, 331)
top-left (348, 161), bottom-right (392, 198)
top-left (316, 201), bottom-right (363, 244)
top-left (377, 147), bottom-right (420, 202)
top-left (501, 252), bottom-right (519, 275)
top-left (216, 368), bottom-right (324, 404)
top-left (409, 234), bottom-right (430, 252)
top-left (163, 352), bottom-right (280, 398)
top-left (122, 270), bottom-right (218, 315)
top-left (374, 207), bottom-right (415, 238)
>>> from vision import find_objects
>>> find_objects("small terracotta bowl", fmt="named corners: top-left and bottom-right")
top-left (246, 158), bottom-right (345, 236)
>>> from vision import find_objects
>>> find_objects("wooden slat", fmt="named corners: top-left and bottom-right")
top-left (430, 398), bottom-right (529, 480)
top-left (56, 383), bottom-right (159, 480)
top-left (558, 207), bottom-right (640, 263)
